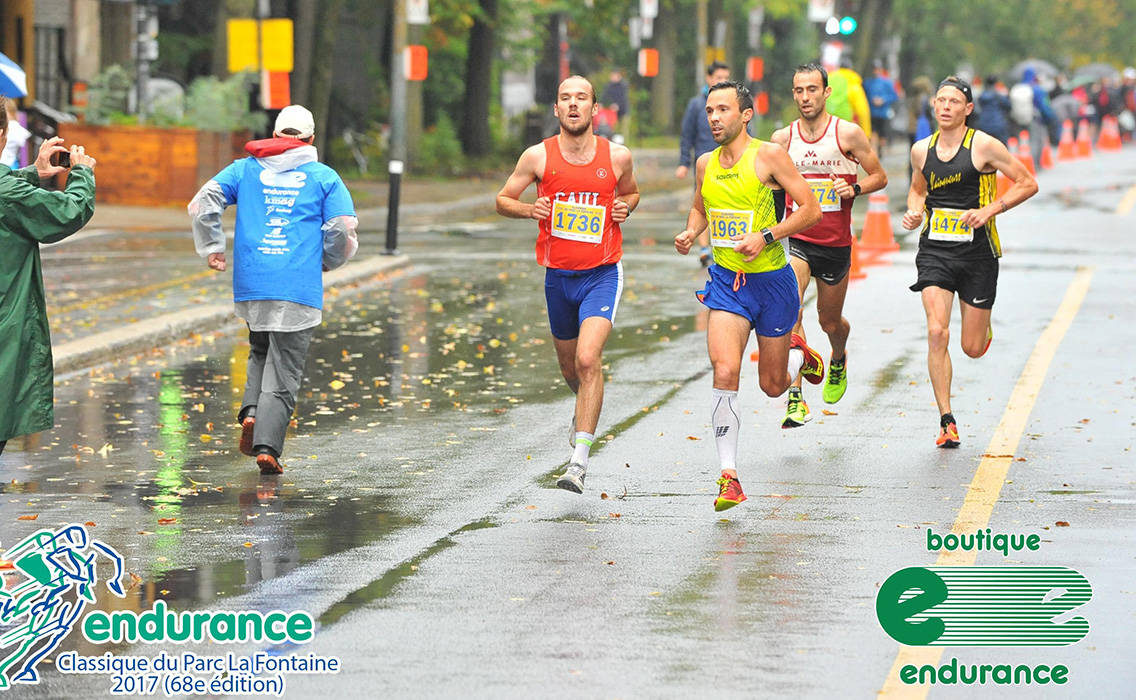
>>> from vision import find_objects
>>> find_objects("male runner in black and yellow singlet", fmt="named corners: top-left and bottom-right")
top-left (901, 77), bottom-right (1037, 448)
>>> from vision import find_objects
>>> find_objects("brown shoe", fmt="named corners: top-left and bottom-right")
top-left (256, 451), bottom-right (283, 475)
top-left (239, 417), bottom-right (256, 456)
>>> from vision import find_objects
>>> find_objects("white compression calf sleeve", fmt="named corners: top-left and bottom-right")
top-left (711, 388), bottom-right (740, 472)
top-left (787, 347), bottom-right (804, 382)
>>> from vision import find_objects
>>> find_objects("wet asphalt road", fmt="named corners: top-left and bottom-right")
top-left (3, 150), bottom-right (1136, 699)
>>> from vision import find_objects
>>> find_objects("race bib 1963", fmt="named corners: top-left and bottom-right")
top-left (551, 200), bottom-right (605, 243)
top-left (707, 208), bottom-right (754, 248)
top-left (928, 207), bottom-right (973, 242)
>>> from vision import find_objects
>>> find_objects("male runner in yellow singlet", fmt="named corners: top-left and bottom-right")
top-left (771, 62), bottom-right (888, 428)
top-left (901, 76), bottom-right (1037, 448)
top-left (674, 81), bottom-right (823, 511)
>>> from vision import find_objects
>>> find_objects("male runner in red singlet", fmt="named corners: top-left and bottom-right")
top-left (496, 75), bottom-right (640, 493)
top-left (902, 76), bottom-right (1036, 448)
top-left (770, 63), bottom-right (888, 428)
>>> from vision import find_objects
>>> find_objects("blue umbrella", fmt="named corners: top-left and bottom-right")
top-left (0, 52), bottom-right (28, 97)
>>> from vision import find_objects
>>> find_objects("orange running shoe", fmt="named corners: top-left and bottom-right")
top-left (256, 449), bottom-right (283, 475)
top-left (790, 333), bottom-right (825, 385)
top-left (714, 474), bottom-right (747, 511)
top-left (936, 416), bottom-right (960, 448)
top-left (239, 416), bottom-right (256, 456)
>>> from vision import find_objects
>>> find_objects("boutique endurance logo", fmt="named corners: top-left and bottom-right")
top-left (877, 565), bottom-right (1091, 646)
top-left (0, 525), bottom-right (125, 690)
top-left (877, 529), bottom-right (1092, 687)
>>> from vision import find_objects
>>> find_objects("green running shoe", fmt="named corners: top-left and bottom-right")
top-left (782, 388), bottom-right (812, 429)
top-left (822, 356), bottom-right (848, 404)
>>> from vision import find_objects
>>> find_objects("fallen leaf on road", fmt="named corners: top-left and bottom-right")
top-left (85, 521), bottom-right (96, 527)
top-left (606, 561), bottom-right (615, 565)
top-left (600, 492), bottom-right (609, 500)
top-left (822, 409), bottom-right (837, 415)
top-left (525, 505), bottom-right (537, 510)
top-left (609, 513), bottom-right (621, 518)
top-left (17, 514), bottom-right (38, 521)
top-left (157, 518), bottom-right (177, 525)
top-left (1055, 521), bottom-right (1070, 527)
top-left (243, 541), bottom-right (253, 547)
top-left (686, 436), bottom-right (701, 441)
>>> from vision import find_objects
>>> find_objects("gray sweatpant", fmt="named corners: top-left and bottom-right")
top-left (240, 326), bottom-right (315, 457)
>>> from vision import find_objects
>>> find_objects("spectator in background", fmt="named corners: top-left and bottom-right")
top-left (600, 69), bottom-right (631, 142)
top-left (864, 62), bottom-right (900, 154)
top-left (908, 76), bottom-right (935, 143)
top-left (1011, 67), bottom-right (1057, 168)
top-left (1, 100), bottom-right (30, 169)
top-left (974, 75), bottom-right (1011, 144)
top-left (828, 57), bottom-right (872, 138)
top-left (677, 61), bottom-right (731, 266)
top-left (1120, 67), bottom-right (1136, 139)
top-left (1, 97), bottom-right (97, 457)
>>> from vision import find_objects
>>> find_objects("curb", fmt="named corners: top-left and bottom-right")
top-left (52, 254), bottom-right (410, 374)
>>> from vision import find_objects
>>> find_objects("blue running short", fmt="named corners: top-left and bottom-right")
top-left (544, 262), bottom-right (624, 340)
top-left (697, 263), bottom-right (800, 337)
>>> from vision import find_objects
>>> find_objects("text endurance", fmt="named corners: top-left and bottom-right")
top-left (81, 601), bottom-right (315, 644)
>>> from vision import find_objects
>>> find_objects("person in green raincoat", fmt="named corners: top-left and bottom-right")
top-left (0, 96), bottom-right (97, 456)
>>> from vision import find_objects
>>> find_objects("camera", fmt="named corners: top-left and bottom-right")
top-left (50, 151), bottom-right (71, 168)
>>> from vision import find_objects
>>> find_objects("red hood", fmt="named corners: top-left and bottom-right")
top-left (244, 137), bottom-right (311, 158)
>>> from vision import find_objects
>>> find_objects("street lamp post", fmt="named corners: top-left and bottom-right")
top-left (386, 0), bottom-right (408, 255)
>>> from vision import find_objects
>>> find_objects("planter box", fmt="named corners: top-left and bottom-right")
top-left (56, 124), bottom-right (249, 207)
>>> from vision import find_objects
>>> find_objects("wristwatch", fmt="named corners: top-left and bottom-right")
top-left (852, 183), bottom-right (862, 197)
top-left (760, 227), bottom-right (775, 245)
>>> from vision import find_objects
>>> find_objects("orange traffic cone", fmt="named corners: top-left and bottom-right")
top-left (1054, 123), bottom-right (1072, 162)
top-left (1039, 132), bottom-right (1054, 169)
top-left (849, 236), bottom-right (867, 280)
top-left (1076, 119), bottom-right (1093, 158)
top-left (1056, 120), bottom-right (1077, 160)
top-left (859, 190), bottom-right (899, 252)
top-left (1097, 115), bottom-right (1122, 151)
top-left (1016, 130), bottom-right (1036, 175)
top-left (996, 172), bottom-right (1011, 200)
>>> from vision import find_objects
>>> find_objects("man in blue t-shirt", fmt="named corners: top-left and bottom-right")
top-left (188, 104), bottom-right (358, 474)
top-left (864, 63), bottom-right (900, 154)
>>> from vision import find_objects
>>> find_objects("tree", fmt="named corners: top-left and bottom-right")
top-left (460, 0), bottom-right (497, 156)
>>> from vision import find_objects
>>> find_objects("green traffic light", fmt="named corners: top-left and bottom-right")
top-left (839, 16), bottom-right (857, 34)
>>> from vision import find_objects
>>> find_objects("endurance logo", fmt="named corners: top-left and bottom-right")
top-left (877, 566), bottom-right (1091, 646)
top-left (0, 526), bottom-right (125, 690)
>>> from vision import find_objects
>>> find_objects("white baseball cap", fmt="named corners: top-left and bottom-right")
top-left (274, 105), bottom-right (315, 139)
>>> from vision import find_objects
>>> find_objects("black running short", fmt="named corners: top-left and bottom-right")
top-left (871, 115), bottom-right (891, 140)
top-left (788, 238), bottom-right (852, 286)
top-left (909, 248), bottom-right (999, 309)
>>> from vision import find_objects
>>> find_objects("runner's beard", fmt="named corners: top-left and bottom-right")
top-left (561, 115), bottom-right (592, 136)
top-left (715, 122), bottom-right (743, 144)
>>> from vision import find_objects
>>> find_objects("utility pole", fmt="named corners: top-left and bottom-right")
top-left (134, 0), bottom-right (158, 121)
top-left (386, 0), bottom-right (407, 255)
top-left (695, 0), bottom-right (708, 89)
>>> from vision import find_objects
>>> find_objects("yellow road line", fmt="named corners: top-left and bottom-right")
top-left (1118, 184), bottom-right (1136, 215)
top-left (878, 265), bottom-right (1095, 699)
top-left (50, 269), bottom-right (216, 315)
